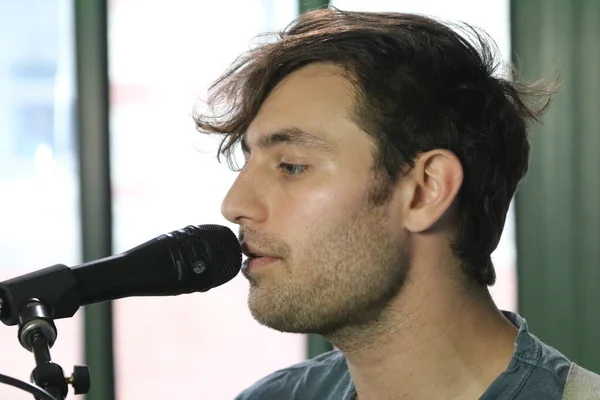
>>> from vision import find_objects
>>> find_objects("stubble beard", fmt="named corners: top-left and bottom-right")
top-left (245, 180), bottom-right (410, 340)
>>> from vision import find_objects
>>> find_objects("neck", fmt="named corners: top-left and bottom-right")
top-left (325, 262), bottom-right (518, 400)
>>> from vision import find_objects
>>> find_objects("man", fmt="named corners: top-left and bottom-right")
top-left (194, 8), bottom-right (594, 400)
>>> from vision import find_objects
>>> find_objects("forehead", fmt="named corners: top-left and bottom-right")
top-left (244, 63), bottom-right (364, 147)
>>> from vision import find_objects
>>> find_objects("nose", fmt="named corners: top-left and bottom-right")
top-left (221, 167), bottom-right (268, 226)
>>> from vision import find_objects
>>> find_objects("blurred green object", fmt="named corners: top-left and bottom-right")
top-left (513, 0), bottom-right (600, 373)
top-left (308, 334), bottom-right (334, 359)
top-left (299, 0), bottom-right (329, 15)
top-left (75, 0), bottom-right (115, 399)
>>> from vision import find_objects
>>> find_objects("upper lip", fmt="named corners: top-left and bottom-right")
top-left (241, 243), bottom-right (276, 259)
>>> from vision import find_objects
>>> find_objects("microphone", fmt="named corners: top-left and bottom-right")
top-left (0, 224), bottom-right (242, 326)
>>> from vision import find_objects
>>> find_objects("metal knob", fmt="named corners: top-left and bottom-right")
top-left (67, 365), bottom-right (91, 395)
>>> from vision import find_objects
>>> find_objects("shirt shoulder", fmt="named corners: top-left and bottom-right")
top-left (511, 334), bottom-right (572, 400)
top-left (484, 312), bottom-right (572, 400)
top-left (234, 350), bottom-right (352, 400)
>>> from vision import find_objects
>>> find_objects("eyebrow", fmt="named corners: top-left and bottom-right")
top-left (241, 127), bottom-right (334, 154)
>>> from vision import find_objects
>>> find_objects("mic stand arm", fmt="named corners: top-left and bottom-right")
top-left (18, 299), bottom-right (90, 399)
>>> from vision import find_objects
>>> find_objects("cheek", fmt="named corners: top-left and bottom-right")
top-left (272, 178), bottom-right (367, 236)
top-left (277, 190), bottom-right (337, 228)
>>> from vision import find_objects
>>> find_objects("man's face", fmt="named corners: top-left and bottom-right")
top-left (221, 63), bottom-right (410, 335)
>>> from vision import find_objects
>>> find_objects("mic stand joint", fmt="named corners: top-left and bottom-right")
top-left (18, 299), bottom-right (90, 400)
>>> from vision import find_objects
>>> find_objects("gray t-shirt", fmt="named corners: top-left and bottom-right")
top-left (235, 312), bottom-right (572, 399)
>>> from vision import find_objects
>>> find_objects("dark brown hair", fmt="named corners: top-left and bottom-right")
top-left (194, 8), bottom-right (555, 286)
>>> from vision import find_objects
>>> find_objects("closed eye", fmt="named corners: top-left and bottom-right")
top-left (278, 163), bottom-right (308, 176)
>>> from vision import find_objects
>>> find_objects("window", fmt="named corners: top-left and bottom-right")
top-left (0, 0), bottom-right (83, 398)
top-left (108, 1), bottom-right (304, 399)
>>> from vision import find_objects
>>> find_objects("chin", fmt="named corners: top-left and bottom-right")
top-left (247, 296), bottom-right (348, 335)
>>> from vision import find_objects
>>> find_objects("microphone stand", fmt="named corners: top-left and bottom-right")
top-left (16, 299), bottom-right (90, 400)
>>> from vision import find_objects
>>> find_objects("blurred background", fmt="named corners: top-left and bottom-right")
top-left (0, 0), bottom-right (597, 399)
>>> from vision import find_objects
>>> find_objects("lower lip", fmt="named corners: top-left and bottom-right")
top-left (243, 257), bottom-right (279, 273)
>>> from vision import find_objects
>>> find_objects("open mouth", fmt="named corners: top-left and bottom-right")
top-left (241, 253), bottom-right (279, 273)
top-left (242, 252), bottom-right (263, 261)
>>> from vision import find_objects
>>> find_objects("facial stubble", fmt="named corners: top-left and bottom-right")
top-left (243, 178), bottom-right (410, 338)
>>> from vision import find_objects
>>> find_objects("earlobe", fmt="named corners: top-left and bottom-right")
top-left (403, 150), bottom-right (463, 233)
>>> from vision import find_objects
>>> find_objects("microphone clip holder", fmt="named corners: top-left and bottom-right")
top-left (18, 299), bottom-right (90, 400)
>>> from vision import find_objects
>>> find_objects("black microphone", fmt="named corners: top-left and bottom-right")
top-left (0, 224), bottom-right (242, 326)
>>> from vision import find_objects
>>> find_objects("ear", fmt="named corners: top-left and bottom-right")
top-left (400, 149), bottom-right (463, 233)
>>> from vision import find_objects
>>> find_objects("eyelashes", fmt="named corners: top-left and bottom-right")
top-left (236, 154), bottom-right (310, 177)
top-left (278, 163), bottom-right (308, 176)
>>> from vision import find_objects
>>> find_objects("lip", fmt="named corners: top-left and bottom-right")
top-left (240, 242), bottom-right (278, 259)
top-left (242, 256), bottom-right (279, 274)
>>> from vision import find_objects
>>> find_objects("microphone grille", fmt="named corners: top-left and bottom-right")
top-left (181, 224), bottom-right (241, 291)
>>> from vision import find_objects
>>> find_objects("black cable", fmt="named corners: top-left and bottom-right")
top-left (0, 373), bottom-right (57, 400)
